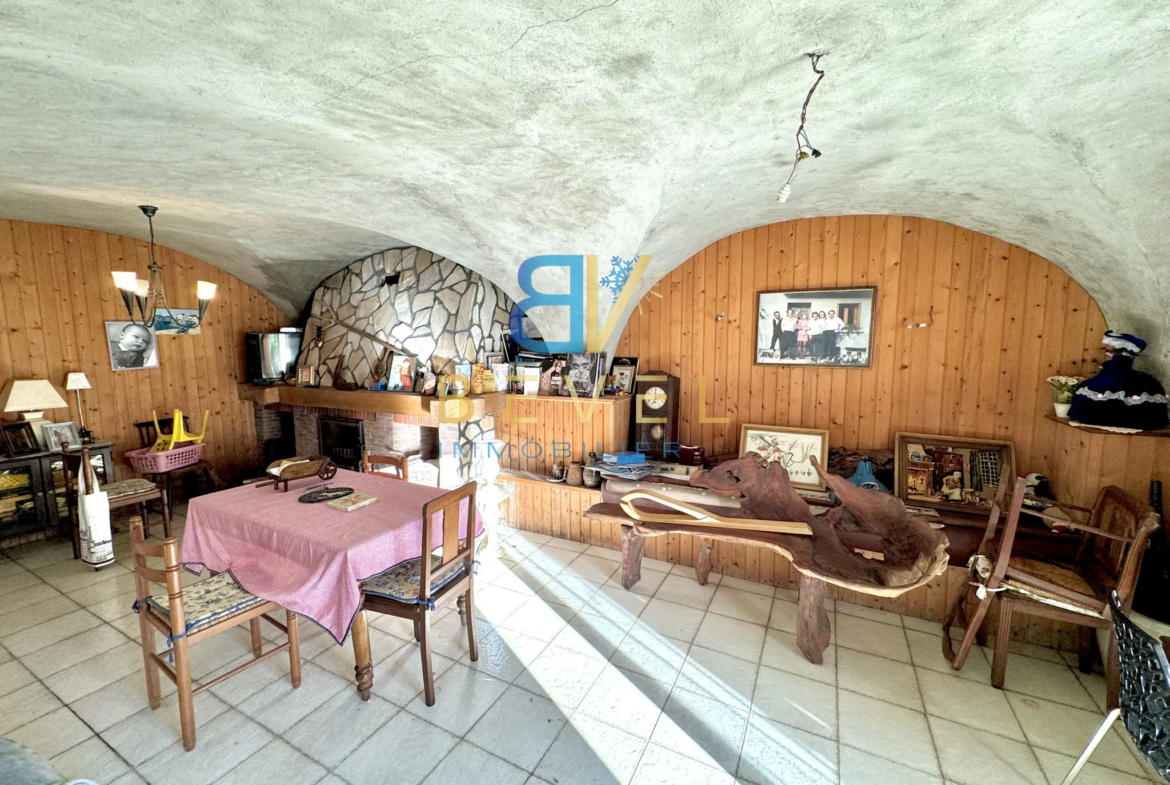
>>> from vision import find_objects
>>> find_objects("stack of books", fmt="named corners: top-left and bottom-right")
top-left (595, 452), bottom-right (657, 480)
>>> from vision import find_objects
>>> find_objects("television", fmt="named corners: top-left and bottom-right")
top-left (245, 329), bottom-right (303, 384)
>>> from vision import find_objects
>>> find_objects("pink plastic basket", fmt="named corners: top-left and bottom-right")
top-left (125, 443), bottom-right (205, 474)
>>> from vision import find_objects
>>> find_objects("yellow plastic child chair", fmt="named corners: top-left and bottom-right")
top-left (150, 409), bottom-right (210, 452)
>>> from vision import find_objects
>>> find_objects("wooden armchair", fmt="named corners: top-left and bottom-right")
top-left (360, 482), bottom-right (478, 706)
top-left (129, 514), bottom-right (301, 750)
top-left (991, 486), bottom-right (1159, 705)
top-left (362, 449), bottom-right (409, 482)
top-left (62, 442), bottom-right (169, 560)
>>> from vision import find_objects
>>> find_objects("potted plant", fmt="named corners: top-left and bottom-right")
top-left (1047, 376), bottom-right (1086, 418)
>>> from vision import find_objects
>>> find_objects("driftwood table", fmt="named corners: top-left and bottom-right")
top-left (586, 456), bottom-right (950, 664)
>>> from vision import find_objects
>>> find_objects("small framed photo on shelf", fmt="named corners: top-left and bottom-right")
top-left (296, 366), bottom-right (317, 387)
top-left (41, 422), bottom-right (82, 452)
top-left (755, 287), bottom-right (876, 368)
top-left (738, 424), bottom-right (830, 490)
top-left (611, 357), bottom-right (639, 395)
top-left (894, 432), bottom-right (1015, 514)
top-left (564, 352), bottom-right (605, 397)
top-left (2, 422), bottom-right (40, 456)
top-left (387, 355), bottom-right (417, 392)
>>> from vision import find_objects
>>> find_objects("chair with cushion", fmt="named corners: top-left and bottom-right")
top-left (62, 442), bottom-right (169, 560)
top-left (360, 482), bottom-right (478, 706)
top-left (129, 514), bottom-right (301, 750)
top-left (1060, 590), bottom-right (1170, 783)
top-left (362, 448), bottom-right (409, 482)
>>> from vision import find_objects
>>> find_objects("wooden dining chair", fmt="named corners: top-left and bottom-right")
top-left (990, 486), bottom-right (1159, 706)
top-left (942, 476), bottom-right (1026, 669)
top-left (129, 514), bottom-right (301, 750)
top-left (360, 482), bottom-right (478, 706)
top-left (62, 442), bottom-right (170, 560)
top-left (362, 448), bottom-right (409, 482)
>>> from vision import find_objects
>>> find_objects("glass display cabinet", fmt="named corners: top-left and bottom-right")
top-left (0, 440), bottom-right (114, 545)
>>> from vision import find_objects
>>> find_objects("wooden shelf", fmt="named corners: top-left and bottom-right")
top-left (1044, 413), bottom-right (1170, 438)
top-left (505, 393), bottom-right (631, 406)
top-left (500, 469), bottom-right (601, 491)
top-left (237, 384), bottom-right (505, 417)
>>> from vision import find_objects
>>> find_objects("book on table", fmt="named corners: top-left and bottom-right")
top-left (327, 492), bottom-right (378, 512)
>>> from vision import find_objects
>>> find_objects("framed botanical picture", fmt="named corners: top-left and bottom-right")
top-left (41, 421), bottom-right (82, 452)
top-left (894, 432), bottom-right (1016, 513)
top-left (755, 287), bottom-right (876, 367)
top-left (2, 421), bottom-right (39, 456)
top-left (611, 356), bottom-right (639, 395)
top-left (152, 308), bottom-right (202, 335)
top-left (106, 321), bottom-right (160, 371)
top-left (387, 355), bottom-right (416, 391)
top-left (738, 424), bottom-right (830, 490)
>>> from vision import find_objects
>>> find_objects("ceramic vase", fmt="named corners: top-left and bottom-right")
top-left (1053, 402), bottom-right (1071, 419)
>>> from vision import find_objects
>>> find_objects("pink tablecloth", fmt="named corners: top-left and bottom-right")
top-left (182, 470), bottom-right (482, 643)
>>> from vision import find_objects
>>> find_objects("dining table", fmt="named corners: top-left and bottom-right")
top-left (181, 468), bottom-right (483, 700)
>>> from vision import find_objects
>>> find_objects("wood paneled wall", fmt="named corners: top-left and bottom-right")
top-left (0, 219), bottom-right (288, 483)
top-left (616, 215), bottom-right (1169, 510)
top-left (497, 396), bottom-right (632, 476)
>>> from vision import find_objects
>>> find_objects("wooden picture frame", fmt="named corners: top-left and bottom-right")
top-left (754, 287), bottom-right (876, 368)
top-left (296, 366), bottom-right (317, 387)
top-left (738, 423), bottom-right (830, 491)
top-left (894, 432), bottom-right (1016, 514)
top-left (2, 422), bottom-right (39, 456)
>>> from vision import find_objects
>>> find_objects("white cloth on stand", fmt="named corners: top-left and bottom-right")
top-left (77, 467), bottom-right (114, 567)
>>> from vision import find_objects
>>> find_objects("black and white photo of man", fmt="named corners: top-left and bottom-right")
top-left (106, 321), bottom-right (159, 370)
top-left (566, 352), bottom-right (603, 396)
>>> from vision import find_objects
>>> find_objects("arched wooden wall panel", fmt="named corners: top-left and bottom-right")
top-left (617, 215), bottom-right (1169, 509)
top-left (0, 219), bottom-right (288, 483)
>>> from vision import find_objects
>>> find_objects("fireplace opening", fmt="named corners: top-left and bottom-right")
top-left (318, 416), bottom-right (364, 471)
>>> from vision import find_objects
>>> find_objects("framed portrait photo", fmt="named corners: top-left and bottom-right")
top-left (387, 355), bottom-right (417, 391)
top-left (2, 422), bottom-right (39, 456)
top-left (755, 287), bottom-right (876, 368)
top-left (106, 321), bottom-right (159, 371)
top-left (738, 423), bottom-right (830, 490)
top-left (611, 356), bottom-right (639, 395)
top-left (41, 421), bottom-right (82, 452)
top-left (564, 352), bottom-right (604, 397)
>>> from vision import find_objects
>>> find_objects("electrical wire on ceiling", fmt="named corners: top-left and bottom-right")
top-left (778, 52), bottom-right (826, 203)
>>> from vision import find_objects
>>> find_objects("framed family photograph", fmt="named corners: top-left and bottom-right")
top-left (611, 356), bottom-right (639, 395)
top-left (739, 424), bottom-right (829, 490)
top-left (755, 287), bottom-right (876, 367)
top-left (106, 321), bottom-right (160, 371)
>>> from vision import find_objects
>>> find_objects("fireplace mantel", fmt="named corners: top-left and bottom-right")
top-left (237, 383), bottom-right (505, 420)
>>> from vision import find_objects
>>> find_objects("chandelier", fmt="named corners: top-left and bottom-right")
top-left (110, 206), bottom-right (217, 329)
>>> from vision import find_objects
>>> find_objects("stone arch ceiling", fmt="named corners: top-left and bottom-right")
top-left (2, 2), bottom-right (1169, 367)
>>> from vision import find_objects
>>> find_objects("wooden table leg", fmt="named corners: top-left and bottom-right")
top-left (695, 537), bottom-right (715, 586)
top-left (621, 525), bottom-right (644, 590)
top-left (351, 609), bottom-right (373, 701)
top-left (796, 573), bottom-right (831, 664)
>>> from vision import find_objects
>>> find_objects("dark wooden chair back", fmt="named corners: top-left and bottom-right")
top-left (1076, 487), bottom-right (1161, 610)
top-left (135, 415), bottom-right (190, 451)
top-left (362, 449), bottom-right (409, 482)
top-left (419, 482), bottom-right (477, 605)
top-left (975, 473), bottom-right (1017, 551)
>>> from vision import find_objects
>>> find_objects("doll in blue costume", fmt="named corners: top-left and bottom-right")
top-left (1068, 331), bottom-right (1169, 432)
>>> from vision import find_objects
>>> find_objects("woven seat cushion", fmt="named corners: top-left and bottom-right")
top-left (362, 554), bottom-right (466, 603)
top-left (104, 478), bottom-right (159, 500)
top-left (1003, 556), bottom-right (1104, 616)
top-left (146, 572), bottom-right (266, 635)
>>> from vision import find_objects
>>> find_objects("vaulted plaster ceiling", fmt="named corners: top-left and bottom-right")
top-left (2, 2), bottom-right (1169, 366)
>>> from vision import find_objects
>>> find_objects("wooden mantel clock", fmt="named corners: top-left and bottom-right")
top-left (633, 371), bottom-right (680, 458)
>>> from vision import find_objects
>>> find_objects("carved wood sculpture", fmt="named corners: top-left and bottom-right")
top-left (588, 453), bottom-right (950, 664)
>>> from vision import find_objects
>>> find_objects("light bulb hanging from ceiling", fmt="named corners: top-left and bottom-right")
top-left (110, 205), bottom-right (217, 329)
top-left (778, 52), bottom-right (827, 202)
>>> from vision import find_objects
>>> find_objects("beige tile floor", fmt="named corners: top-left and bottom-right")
top-left (0, 512), bottom-right (1163, 785)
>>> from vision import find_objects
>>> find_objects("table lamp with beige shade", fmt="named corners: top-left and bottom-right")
top-left (65, 372), bottom-right (95, 444)
top-left (0, 379), bottom-right (69, 447)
